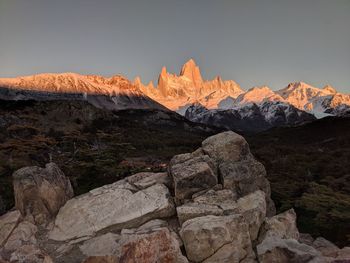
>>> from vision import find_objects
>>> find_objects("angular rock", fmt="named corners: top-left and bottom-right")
top-left (312, 237), bottom-right (339, 257)
top-left (117, 227), bottom-right (188, 263)
top-left (4, 221), bottom-right (37, 252)
top-left (126, 172), bottom-right (172, 190)
top-left (49, 183), bottom-right (175, 241)
top-left (299, 233), bottom-right (314, 246)
top-left (258, 208), bottom-right (299, 243)
top-left (12, 163), bottom-right (73, 225)
top-left (176, 203), bottom-right (223, 225)
top-left (0, 210), bottom-right (21, 247)
top-left (201, 131), bottom-right (275, 216)
top-left (9, 244), bottom-right (53, 263)
top-left (79, 233), bottom-right (120, 257)
top-left (202, 242), bottom-right (256, 263)
top-left (218, 157), bottom-right (267, 194)
top-left (201, 131), bottom-right (250, 164)
top-left (193, 189), bottom-right (237, 208)
top-left (334, 247), bottom-right (350, 261)
top-left (80, 220), bottom-right (187, 263)
top-left (235, 190), bottom-right (266, 240)
top-left (179, 215), bottom-right (253, 262)
top-left (169, 155), bottom-right (217, 201)
top-left (257, 237), bottom-right (321, 263)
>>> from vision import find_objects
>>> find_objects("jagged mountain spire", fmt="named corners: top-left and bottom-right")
top-left (180, 59), bottom-right (203, 86)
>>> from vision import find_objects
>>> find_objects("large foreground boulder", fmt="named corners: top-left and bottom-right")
top-left (12, 163), bottom-right (73, 225)
top-left (80, 220), bottom-right (187, 263)
top-left (179, 215), bottom-right (255, 262)
top-left (49, 182), bottom-right (175, 241)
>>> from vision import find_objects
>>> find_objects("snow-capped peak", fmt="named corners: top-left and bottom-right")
top-left (233, 86), bottom-right (285, 106)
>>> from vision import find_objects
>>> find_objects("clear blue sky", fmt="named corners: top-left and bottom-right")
top-left (0, 0), bottom-right (349, 92)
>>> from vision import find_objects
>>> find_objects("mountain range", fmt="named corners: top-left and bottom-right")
top-left (0, 59), bottom-right (349, 132)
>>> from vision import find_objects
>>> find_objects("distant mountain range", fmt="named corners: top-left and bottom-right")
top-left (1, 59), bottom-right (349, 132)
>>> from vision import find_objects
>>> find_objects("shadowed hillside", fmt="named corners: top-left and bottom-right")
top-left (0, 99), bottom-right (220, 214)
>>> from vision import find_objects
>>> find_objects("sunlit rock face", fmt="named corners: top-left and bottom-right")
top-left (276, 82), bottom-right (350, 116)
top-left (134, 59), bottom-right (244, 111)
top-left (0, 73), bottom-right (167, 111)
top-left (1, 60), bottom-right (349, 118)
top-left (135, 61), bottom-right (350, 119)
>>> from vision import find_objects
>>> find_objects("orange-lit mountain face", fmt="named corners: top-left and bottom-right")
top-left (0, 59), bottom-right (349, 117)
top-left (0, 73), bottom-right (166, 111)
top-left (135, 59), bottom-right (244, 113)
top-left (135, 59), bottom-right (350, 117)
top-left (0, 73), bottom-right (142, 96)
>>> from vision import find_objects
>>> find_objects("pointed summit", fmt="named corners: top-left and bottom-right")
top-left (160, 66), bottom-right (167, 77)
top-left (133, 76), bottom-right (142, 86)
top-left (323, 85), bottom-right (337, 94)
top-left (180, 59), bottom-right (203, 86)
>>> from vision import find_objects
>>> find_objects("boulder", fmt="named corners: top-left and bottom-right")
top-left (9, 244), bottom-right (53, 263)
top-left (176, 188), bottom-right (239, 225)
top-left (234, 190), bottom-right (266, 240)
top-left (201, 131), bottom-right (250, 164)
top-left (116, 227), bottom-right (188, 263)
top-left (169, 155), bottom-right (217, 201)
top-left (202, 243), bottom-right (256, 263)
top-left (218, 157), bottom-right (268, 194)
top-left (80, 220), bottom-right (187, 263)
top-left (257, 237), bottom-right (321, 263)
top-left (299, 233), bottom-right (314, 246)
top-left (79, 233), bottom-right (120, 257)
top-left (179, 215), bottom-right (254, 262)
top-left (312, 237), bottom-right (339, 257)
top-left (219, 158), bottom-right (275, 216)
top-left (12, 163), bottom-right (73, 225)
top-left (49, 183), bottom-right (175, 241)
top-left (3, 221), bottom-right (37, 252)
top-left (0, 210), bottom-right (21, 247)
top-left (201, 131), bottom-right (275, 216)
top-left (258, 208), bottom-right (299, 243)
top-left (334, 247), bottom-right (350, 261)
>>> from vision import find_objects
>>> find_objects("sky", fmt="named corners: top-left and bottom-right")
top-left (0, 0), bottom-right (349, 93)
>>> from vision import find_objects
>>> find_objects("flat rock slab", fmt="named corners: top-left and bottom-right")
top-left (49, 183), bottom-right (175, 241)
